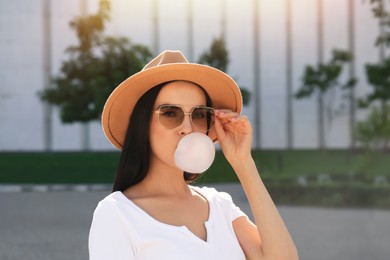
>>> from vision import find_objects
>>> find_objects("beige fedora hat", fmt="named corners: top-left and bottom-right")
top-left (102, 50), bottom-right (242, 150)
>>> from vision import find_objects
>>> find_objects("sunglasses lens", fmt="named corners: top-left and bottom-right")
top-left (191, 108), bottom-right (215, 131)
top-left (158, 106), bottom-right (184, 129)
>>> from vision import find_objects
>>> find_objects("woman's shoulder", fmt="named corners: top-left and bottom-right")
top-left (93, 191), bottom-right (130, 214)
top-left (97, 191), bottom-right (124, 204)
top-left (191, 185), bottom-right (247, 221)
top-left (190, 185), bottom-right (234, 202)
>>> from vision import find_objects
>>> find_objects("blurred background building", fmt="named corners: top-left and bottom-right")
top-left (0, 0), bottom-right (382, 151)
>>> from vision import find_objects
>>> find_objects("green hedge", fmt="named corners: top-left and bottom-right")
top-left (0, 152), bottom-right (119, 184)
top-left (1, 149), bottom-right (389, 184)
top-left (1, 150), bottom-right (389, 208)
top-left (266, 184), bottom-right (390, 209)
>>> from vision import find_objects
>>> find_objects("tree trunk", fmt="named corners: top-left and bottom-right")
top-left (318, 93), bottom-right (325, 149)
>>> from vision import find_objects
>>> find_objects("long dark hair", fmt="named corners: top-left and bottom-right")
top-left (112, 81), bottom-right (213, 192)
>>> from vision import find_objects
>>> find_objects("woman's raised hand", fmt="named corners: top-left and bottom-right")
top-left (214, 110), bottom-right (253, 165)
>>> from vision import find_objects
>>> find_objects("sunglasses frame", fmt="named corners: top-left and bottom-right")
top-left (154, 104), bottom-right (216, 131)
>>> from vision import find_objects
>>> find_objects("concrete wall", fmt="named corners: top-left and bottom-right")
top-left (0, 0), bottom-right (380, 151)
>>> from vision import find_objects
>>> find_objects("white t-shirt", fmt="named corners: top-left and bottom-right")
top-left (89, 186), bottom-right (247, 260)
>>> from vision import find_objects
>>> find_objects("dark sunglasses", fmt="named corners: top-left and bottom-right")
top-left (154, 104), bottom-right (216, 131)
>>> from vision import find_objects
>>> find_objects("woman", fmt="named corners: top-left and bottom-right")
top-left (89, 50), bottom-right (298, 260)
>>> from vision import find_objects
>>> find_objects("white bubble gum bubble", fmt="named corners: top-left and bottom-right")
top-left (174, 132), bottom-right (216, 174)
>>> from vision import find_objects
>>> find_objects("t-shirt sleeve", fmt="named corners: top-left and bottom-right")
top-left (88, 199), bottom-right (136, 260)
top-left (219, 191), bottom-right (248, 221)
top-left (215, 190), bottom-right (248, 222)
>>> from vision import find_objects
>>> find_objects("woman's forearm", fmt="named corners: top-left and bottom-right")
top-left (231, 158), bottom-right (299, 260)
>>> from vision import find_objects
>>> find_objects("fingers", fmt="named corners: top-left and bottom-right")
top-left (215, 110), bottom-right (249, 129)
top-left (215, 109), bottom-right (239, 118)
top-left (215, 110), bottom-right (240, 124)
top-left (215, 110), bottom-right (250, 129)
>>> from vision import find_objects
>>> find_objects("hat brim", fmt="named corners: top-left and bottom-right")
top-left (102, 63), bottom-right (242, 150)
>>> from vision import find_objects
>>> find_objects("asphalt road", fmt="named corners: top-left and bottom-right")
top-left (0, 183), bottom-right (389, 260)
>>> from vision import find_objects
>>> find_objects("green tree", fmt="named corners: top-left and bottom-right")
top-left (360, 0), bottom-right (390, 109)
top-left (198, 37), bottom-right (229, 72)
top-left (295, 49), bottom-right (356, 148)
top-left (368, 0), bottom-right (390, 47)
top-left (198, 36), bottom-right (251, 106)
top-left (354, 105), bottom-right (390, 150)
top-left (40, 0), bottom-right (152, 123)
top-left (359, 58), bottom-right (390, 108)
top-left (354, 0), bottom-right (390, 150)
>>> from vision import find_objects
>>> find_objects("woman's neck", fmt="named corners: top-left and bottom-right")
top-left (128, 159), bottom-right (192, 198)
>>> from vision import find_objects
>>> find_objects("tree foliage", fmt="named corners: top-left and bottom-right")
top-left (295, 49), bottom-right (356, 131)
top-left (355, 105), bottom-right (390, 150)
top-left (354, 0), bottom-right (390, 150)
top-left (359, 58), bottom-right (390, 108)
top-left (198, 36), bottom-right (251, 106)
top-left (358, 0), bottom-right (390, 108)
top-left (368, 0), bottom-right (390, 47)
top-left (295, 49), bottom-right (356, 98)
top-left (70, 0), bottom-right (109, 52)
top-left (198, 37), bottom-right (229, 72)
top-left (40, 0), bottom-right (152, 123)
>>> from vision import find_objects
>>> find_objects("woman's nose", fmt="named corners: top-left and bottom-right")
top-left (179, 114), bottom-right (193, 135)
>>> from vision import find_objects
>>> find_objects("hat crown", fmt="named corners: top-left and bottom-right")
top-left (143, 50), bottom-right (189, 70)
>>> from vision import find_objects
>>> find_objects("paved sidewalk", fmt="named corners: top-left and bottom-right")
top-left (0, 183), bottom-right (389, 260)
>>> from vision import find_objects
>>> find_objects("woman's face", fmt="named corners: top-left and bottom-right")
top-left (149, 81), bottom-right (208, 171)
